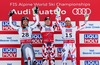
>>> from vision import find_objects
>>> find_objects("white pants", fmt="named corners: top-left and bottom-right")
top-left (62, 43), bottom-right (76, 65)
top-left (21, 44), bottom-right (35, 65)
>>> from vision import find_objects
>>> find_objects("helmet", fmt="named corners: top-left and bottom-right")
top-left (65, 17), bottom-right (71, 21)
top-left (21, 16), bottom-right (29, 22)
top-left (21, 16), bottom-right (29, 25)
top-left (44, 16), bottom-right (50, 21)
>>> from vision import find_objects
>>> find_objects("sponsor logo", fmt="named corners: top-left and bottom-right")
top-left (32, 34), bottom-right (42, 44)
top-left (80, 47), bottom-right (100, 57)
top-left (36, 60), bottom-right (43, 65)
top-left (54, 34), bottom-right (63, 44)
top-left (7, 63), bottom-right (12, 65)
top-left (32, 34), bottom-right (42, 39)
top-left (84, 34), bottom-right (98, 43)
top-left (0, 36), bottom-right (18, 43)
top-left (79, 21), bottom-right (100, 31)
top-left (83, 49), bottom-right (100, 54)
top-left (85, 23), bottom-right (100, 29)
top-left (72, 8), bottom-right (91, 15)
top-left (55, 39), bottom-right (63, 41)
top-left (2, 21), bottom-right (16, 31)
top-left (45, 28), bottom-right (51, 31)
top-left (2, 48), bottom-right (17, 57)
top-left (84, 60), bottom-right (99, 65)
top-left (66, 29), bottom-right (72, 32)
top-left (34, 49), bottom-right (42, 57)
top-left (57, 47), bottom-right (62, 57)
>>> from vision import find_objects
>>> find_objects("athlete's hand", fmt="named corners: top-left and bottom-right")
top-left (55, 6), bottom-right (61, 16)
top-left (54, 23), bottom-right (58, 27)
top-left (32, 6), bottom-right (39, 15)
top-left (84, 14), bottom-right (89, 21)
top-left (55, 6), bottom-right (61, 20)
top-left (37, 23), bottom-right (41, 28)
top-left (8, 10), bottom-right (15, 17)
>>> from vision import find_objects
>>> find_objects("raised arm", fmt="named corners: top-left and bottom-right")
top-left (55, 6), bottom-right (63, 30)
top-left (30, 6), bottom-right (39, 29)
top-left (77, 14), bottom-right (90, 31)
top-left (9, 10), bottom-right (20, 30)
top-left (56, 19), bottom-right (63, 30)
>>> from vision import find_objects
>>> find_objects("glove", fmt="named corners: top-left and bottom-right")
top-left (8, 10), bottom-right (15, 17)
top-left (37, 23), bottom-right (41, 27)
top-left (55, 6), bottom-right (61, 21)
top-left (32, 6), bottom-right (39, 14)
top-left (55, 7), bottom-right (61, 17)
top-left (54, 23), bottom-right (58, 27)
top-left (84, 14), bottom-right (89, 21)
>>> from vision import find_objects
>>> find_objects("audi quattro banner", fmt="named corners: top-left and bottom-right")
top-left (0, 0), bottom-right (100, 21)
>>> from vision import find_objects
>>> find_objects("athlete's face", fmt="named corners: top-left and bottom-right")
top-left (65, 20), bottom-right (71, 26)
top-left (45, 20), bottom-right (51, 26)
top-left (23, 20), bottom-right (29, 27)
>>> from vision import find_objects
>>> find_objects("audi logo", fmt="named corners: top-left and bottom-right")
top-left (72, 8), bottom-right (91, 15)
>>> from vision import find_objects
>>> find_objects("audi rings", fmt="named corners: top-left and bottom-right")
top-left (72, 8), bottom-right (91, 15)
